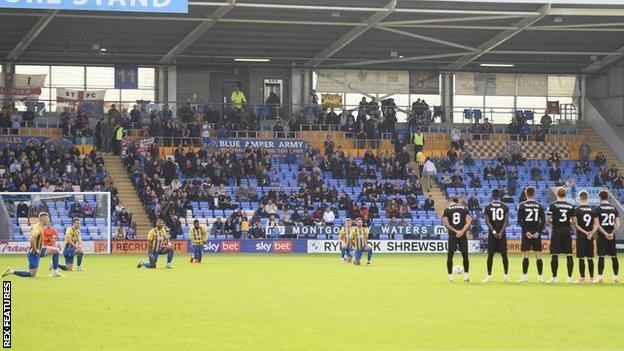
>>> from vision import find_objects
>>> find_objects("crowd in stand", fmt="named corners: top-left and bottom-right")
top-left (122, 129), bottom-right (430, 237)
top-left (0, 102), bottom-right (36, 133)
top-left (0, 141), bottom-right (131, 230)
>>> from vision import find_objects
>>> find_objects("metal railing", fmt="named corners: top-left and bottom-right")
top-left (3, 99), bottom-right (578, 124)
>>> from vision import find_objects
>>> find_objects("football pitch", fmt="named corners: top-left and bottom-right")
top-left (3, 253), bottom-right (623, 351)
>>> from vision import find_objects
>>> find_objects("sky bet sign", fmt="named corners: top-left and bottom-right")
top-left (0, 0), bottom-right (188, 13)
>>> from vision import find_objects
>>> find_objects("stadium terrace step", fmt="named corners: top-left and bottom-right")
top-left (102, 155), bottom-right (151, 238)
top-left (580, 124), bottom-right (624, 170)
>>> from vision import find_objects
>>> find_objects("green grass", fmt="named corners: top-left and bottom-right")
top-left (3, 253), bottom-right (623, 351)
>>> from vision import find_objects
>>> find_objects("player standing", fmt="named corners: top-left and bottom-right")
top-left (442, 196), bottom-right (472, 283)
top-left (482, 189), bottom-right (510, 283)
top-left (572, 191), bottom-right (596, 283)
top-left (339, 218), bottom-right (353, 263)
top-left (189, 219), bottom-right (208, 263)
top-left (2, 212), bottom-right (62, 278)
top-left (593, 190), bottom-right (620, 283)
top-left (57, 218), bottom-right (85, 272)
top-left (350, 218), bottom-right (373, 266)
top-left (137, 219), bottom-right (175, 269)
top-left (547, 187), bottom-right (576, 283)
top-left (517, 186), bottom-right (546, 283)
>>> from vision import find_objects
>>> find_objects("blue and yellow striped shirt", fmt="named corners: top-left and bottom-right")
top-left (147, 228), bottom-right (169, 252)
top-left (65, 227), bottom-right (82, 247)
top-left (339, 226), bottom-right (352, 247)
top-left (29, 224), bottom-right (44, 253)
top-left (350, 227), bottom-right (369, 250)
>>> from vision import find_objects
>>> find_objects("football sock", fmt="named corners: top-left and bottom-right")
top-left (598, 257), bottom-right (605, 275)
top-left (566, 256), bottom-right (574, 277)
top-left (579, 259), bottom-right (585, 278)
top-left (501, 253), bottom-right (509, 275)
top-left (612, 257), bottom-right (619, 276)
top-left (367, 250), bottom-right (372, 262)
top-left (522, 258), bottom-right (529, 274)
top-left (58, 265), bottom-right (67, 271)
top-left (52, 253), bottom-right (59, 270)
top-left (167, 251), bottom-right (174, 264)
top-left (462, 252), bottom-right (469, 273)
top-left (536, 259), bottom-right (543, 275)
top-left (588, 259), bottom-right (594, 278)
top-left (13, 271), bottom-right (31, 277)
top-left (77, 253), bottom-right (83, 266)
top-left (551, 255), bottom-right (558, 278)
top-left (486, 253), bottom-right (494, 275)
top-left (446, 251), bottom-right (454, 275)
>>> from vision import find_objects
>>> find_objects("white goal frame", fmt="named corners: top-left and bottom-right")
top-left (0, 191), bottom-right (112, 254)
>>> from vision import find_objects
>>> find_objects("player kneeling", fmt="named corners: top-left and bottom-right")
top-left (57, 218), bottom-right (85, 272)
top-left (339, 218), bottom-right (353, 263)
top-left (3, 212), bottom-right (62, 278)
top-left (351, 218), bottom-right (372, 266)
top-left (189, 220), bottom-right (208, 263)
top-left (137, 219), bottom-right (174, 269)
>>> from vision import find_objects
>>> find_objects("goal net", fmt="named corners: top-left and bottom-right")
top-left (0, 192), bottom-right (112, 254)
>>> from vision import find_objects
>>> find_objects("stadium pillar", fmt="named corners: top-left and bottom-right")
top-left (442, 72), bottom-right (453, 123)
top-left (291, 69), bottom-right (303, 113)
top-left (164, 66), bottom-right (177, 111)
top-left (156, 66), bottom-right (167, 104)
top-left (2, 63), bottom-right (14, 104)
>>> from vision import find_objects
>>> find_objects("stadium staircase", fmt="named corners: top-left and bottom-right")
top-left (580, 124), bottom-right (624, 170)
top-left (406, 155), bottom-right (447, 218)
top-left (102, 155), bottom-right (151, 238)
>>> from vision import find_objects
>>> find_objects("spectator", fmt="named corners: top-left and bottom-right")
top-left (265, 215), bottom-right (279, 239)
top-left (212, 218), bottom-right (225, 237)
top-left (540, 113), bottom-right (552, 129)
top-left (579, 140), bottom-right (591, 162)
top-left (413, 128), bottom-right (425, 154)
top-left (507, 167), bottom-right (519, 196)
top-left (469, 173), bottom-right (482, 188)
top-left (231, 86), bottom-right (247, 111)
top-left (531, 163), bottom-right (543, 181)
top-left (118, 208), bottom-right (132, 228)
top-left (16, 202), bottom-right (29, 218)
top-left (468, 194), bottom-right (481, 213)
top-left (566, 176), bottom-right (577, 195)
top-left (451, 128), bottom-right (463, 149)
top-left (424, 195), bottom-right (435, 211)
top-left (594, 152), bottom-right (607, 167)
top-left (70, 202), bottom-right (85, 219)
top-left (324, 135), bottom-right (335, 157)
top-left (323, 207), bottom-right (335, 226)
top-left (168, 215), bottom-right (182, 240)
top-left (549, 164), bottom-right (562, 182)
top-left (251, 221), bottom-right (264, 239)
top-left (422, 157), bottom-right (436, 192)
top-left (112, 123), bottom-right (124, 156)
top-left (534, 125), bottom-right (546, 142)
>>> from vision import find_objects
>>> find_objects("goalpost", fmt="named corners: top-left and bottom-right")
top-left (0, 192), bottom-right (112, 254)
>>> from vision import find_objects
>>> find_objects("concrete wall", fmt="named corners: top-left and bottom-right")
top-left (248, 67), bottom-right (291, 105)
top-left (177, 65), bottom-right (211, 105)
top-left (587, 62), bottom-right (624, 125)
top-left (175, 65), bottom-right (293, 109)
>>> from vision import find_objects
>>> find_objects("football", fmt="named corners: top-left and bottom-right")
top-left (453, 265), bottom-right (464, 275)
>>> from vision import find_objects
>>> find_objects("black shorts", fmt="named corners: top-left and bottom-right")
top-left (520, 231), bottom-right (542, 252)
top-left (487, 231), bottom-right (507, 254)
top-left (597, 235), bottom-right (617, 257)
top-left (550, 228), bottom-right (573, 255)
top-left (576, 235), bottom-right (595, 258)
top-left (448, 234), bottom-right (468, 254)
